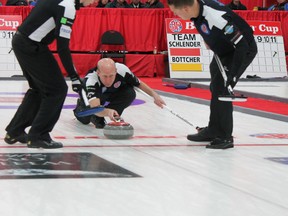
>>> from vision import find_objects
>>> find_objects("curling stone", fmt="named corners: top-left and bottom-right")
top-left (103, 121), bottom-right (134, 139)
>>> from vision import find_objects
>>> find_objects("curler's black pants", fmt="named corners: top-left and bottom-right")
top-left (74, 85), bottom-right (136, 124)
top-left (208, 40), bottom-right (258, 139)
top-left (5, 32), bottom-right (68, 141)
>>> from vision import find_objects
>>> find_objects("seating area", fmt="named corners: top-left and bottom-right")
top-left (0, 5), bottom-right (287, 77)
top-left (0, 0), bottom-right (275, 9)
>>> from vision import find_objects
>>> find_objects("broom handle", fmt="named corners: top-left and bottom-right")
top-left (80, 89), bottom-right (90, 106)
top-left (214, 54), bottom-right (234, 95)
top-left (162, 105), bottom-right (196, 128)
top-left (135, 87), bottom-right (198, 130)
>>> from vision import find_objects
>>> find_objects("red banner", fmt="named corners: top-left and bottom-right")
top-left (0, 15), bottom-right (22, 31)
top-left (249, 21), bottom-right (283, 36)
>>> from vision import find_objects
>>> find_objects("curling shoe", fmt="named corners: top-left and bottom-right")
top-left (187, 127), bottom-right (214, 142)
top-left (206, 137), bottom-right (234, 149)
top-left (4, 132), bottom-right (28, 144)
top-left (91, 116), bottom-right (106, 129)
top-left (27, 139), bottom-right (63, 149)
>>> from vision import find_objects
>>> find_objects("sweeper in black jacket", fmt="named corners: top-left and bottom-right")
top-left (167, 0), bottom-right (258, 149)
top-left (4, 0), bottom-right (97, 149)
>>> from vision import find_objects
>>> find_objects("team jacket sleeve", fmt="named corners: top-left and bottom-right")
top-left (55, 6), bottom-right (78, 78)
top-left (57, 37), bottom-right (78, 78)
top-left (221, 18), bottom-right (250, 77)
top-left (85, 70), bottom-right (99, 100)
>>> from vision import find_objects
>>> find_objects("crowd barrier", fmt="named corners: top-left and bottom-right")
top-left (0, 7), bottom-right (287, 76)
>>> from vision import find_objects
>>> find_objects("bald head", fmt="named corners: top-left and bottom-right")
top-left (97, 58), bottom-right (117, 87)
top-left (97, 58), bottom-right (116, 72)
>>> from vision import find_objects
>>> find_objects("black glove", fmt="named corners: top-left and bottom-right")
top-left (226, 75), bottom-right (237, 88)
top-left (70, 75), bottom-right (82, 93)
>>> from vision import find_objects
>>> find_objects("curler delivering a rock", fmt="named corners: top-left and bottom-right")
top-left (74, 58), bottom-right (166, 133)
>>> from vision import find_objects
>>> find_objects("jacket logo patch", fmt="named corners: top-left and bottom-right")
top-left (59, 25), bottom-right (72, 39)
top-left (200, 23), bottom-right (210, 35)
top-left (60, 17), bottom-right (67, 24)
top-left (114, 81), bottom-right (121, 88)
top-left (224, 25), bottom-right (234, 35)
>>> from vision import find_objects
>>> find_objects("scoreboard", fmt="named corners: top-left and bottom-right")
top-left (249, 21), bottom-right (287, 77)
top-left (0, 15), bottom-right (22, 77)
top-left (166, 18), bottom-right (287, 79)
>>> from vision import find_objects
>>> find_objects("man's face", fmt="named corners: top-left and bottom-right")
top-left (233, 0), bottom-right (240, 5)
top-left (81, 0), bottom-right (98, 6)
top-left (97, 67), bottom-right (117, 87)
top-left (169, 4), bottom-right (199, 20)
top-left (277, 0), bottom-right (286, 3)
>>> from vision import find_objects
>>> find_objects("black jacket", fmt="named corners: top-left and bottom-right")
top-left (130, 2), bottom-right (145, 8)
top-left (106, 0), bottom-right (131, 8)
top-left (6, 0), bottom-right (28, 5)
top-left (227, 1), bottom-right (247, 10)
top-left (144, 0), bottom-right (164, 8)
top-left (191, 0), bottom-right (254, 76)
top-left (17, 0), bottom-right (78, 78)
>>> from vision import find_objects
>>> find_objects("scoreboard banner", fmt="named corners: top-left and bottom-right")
top-left (166, 18), bottom-right (287, 79)
top-left (0, 15), bottom-right (22, 77)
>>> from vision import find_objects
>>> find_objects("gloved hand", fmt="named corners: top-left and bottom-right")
top-left (226, 75), bottom-right (237, 88)
top-left (70, 75), bottom-right (82, 93)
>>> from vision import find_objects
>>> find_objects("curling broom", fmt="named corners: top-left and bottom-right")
top-left (214, 54), bottom-right (247, 102)
top-left (74, 89), bottom-right (105, 117)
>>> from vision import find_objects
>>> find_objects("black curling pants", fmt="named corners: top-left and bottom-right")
top-left (101, 85), bottom-right (136, 115)
top-left (208, 40), bottom-right (258, 139)
top-left (5, 32), bottom-right (68, 141)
